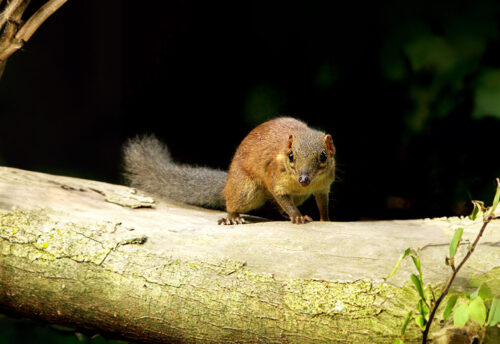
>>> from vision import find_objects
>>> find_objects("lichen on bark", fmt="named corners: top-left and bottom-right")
top-left (0, 209), bottom-right (425, 343)
top-left (0, 167), bottom-right (499, 343)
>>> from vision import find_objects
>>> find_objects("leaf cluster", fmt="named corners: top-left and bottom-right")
top-left (444, 284), bottom-right (500, 328)
top-left (391, 178), bottom-right (500, 344)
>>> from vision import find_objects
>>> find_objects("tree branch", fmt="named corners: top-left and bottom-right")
top-left (0, 0), bottom-right (30, 77)
top-left (421, 177), bottom-right (500, 343)
top-left (0, 0), bottom-right (23, 29)
top-left (15, 0), bottom-right (66, 42)
top-left (421, 220), bottom-right (490, 343)
top-left (0, 0), bottom-right (67, 77)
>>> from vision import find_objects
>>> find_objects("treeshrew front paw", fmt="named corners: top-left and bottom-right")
top-left (218, 216), bottom-right (246, 225)
top-left (290, 215), bottom-right (313, 224)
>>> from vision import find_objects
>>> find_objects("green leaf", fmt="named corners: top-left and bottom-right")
top-left (394, 339), bottom-right (405, 344)
top-left (415, 315), bottom-right (426, 329)
top-left (449, 227), bottom-right (464, 259)
top-left (411, 274), bottom-right (426, 301)
top-left (417, 299), bottom-right (429, 321)
top-left (401, 311), bottom-right (413, 335)
top-left (469, 200), bottom-right (484, 220)
top-left (387, 248), bottom-right (412, 279)
top-left (490, 178), bottom-right (500, 215)
top-left (417, 299), bottom-right (424, 313)
top-left (443, 295), bottom-right (459, 321)
top-left (469, 296), bottom-right (487, 326)
top-left (471, 284), bottom-right (493, 301)
top-left (453, 303), bottom-right (469, 327)
top-left (487, 297), bottom-right (500, 327)
top-left (411, 255), bottom-right (422, 280)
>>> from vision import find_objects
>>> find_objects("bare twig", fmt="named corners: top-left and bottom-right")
top-left (15, 0), bottom-right (67, 42)
top-left (422, 218), bottom-right (491, 342)
top-left (0, 0), bottom-right (23, 29)
top-left (422, 178), bottom-right (500, 343)
top-left (0, 0), bottom-right (30, 77)
top-left (0, 0), bottom-right (67, 77)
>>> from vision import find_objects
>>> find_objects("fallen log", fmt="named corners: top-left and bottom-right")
top-left (0, 166), bottom-right (499, 343)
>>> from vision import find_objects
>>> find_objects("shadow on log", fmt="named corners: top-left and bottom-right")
top-left (0, 166), bottom-right (499, 343)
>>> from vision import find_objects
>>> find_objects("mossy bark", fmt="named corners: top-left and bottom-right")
top-left (0, 166), bottom-right (499, 343)
top-left (0, 210), bottom-right (420, 343)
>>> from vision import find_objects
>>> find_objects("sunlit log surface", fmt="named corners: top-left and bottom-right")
top-left (0, 166), bottom-right (499, 343)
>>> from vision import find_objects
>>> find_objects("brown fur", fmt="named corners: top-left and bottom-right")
top-left (221, 117), bottom-right (335, 224)
top-left (122, 118), bottom-right (335, 225)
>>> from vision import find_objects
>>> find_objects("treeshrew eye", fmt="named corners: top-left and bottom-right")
top-left (320, 150), bottom-right (327, 163)
top-left (288, 151), bottom-right (294, 162)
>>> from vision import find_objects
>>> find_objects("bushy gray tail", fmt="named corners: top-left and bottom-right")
top-left (123, 135), bottom-right (227, 209)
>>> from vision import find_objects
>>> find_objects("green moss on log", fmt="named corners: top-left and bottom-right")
top-left (0, 210), bottom-right (429, 343)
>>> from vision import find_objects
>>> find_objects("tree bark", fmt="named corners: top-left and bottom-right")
top-left (0, 0), bottom-right (67, 78)
top-left (0, 166), bottom-right (499, 343)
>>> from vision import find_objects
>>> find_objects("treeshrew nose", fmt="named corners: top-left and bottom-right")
top-left (298, 175), bottom-right (310, 187)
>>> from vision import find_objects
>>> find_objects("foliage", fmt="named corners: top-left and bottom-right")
top-left (379, 1), bottom-right (500, 132)
top-left (390, 179), bottom-right (500, 343)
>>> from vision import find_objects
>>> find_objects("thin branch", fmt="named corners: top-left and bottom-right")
top-left (0, 0), bottom-right (66, 75)
top-left (429, 287), bottom-right (436, 307)
top-left (0, 58), bottom-right (6, 78)
top-left (0, 0), bottom-right (23, 29)
top-left (421, 178), bottom-right (500, 343)
top-left (421, 214), bottom-right (495, 343)
top-left (0, 0), bottom-right (30, 75)
top-left (0, 39), bottom-right (21, 60)
top-left (15, 0), bottom-right (67, 42)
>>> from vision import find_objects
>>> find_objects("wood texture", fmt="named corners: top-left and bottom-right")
top-left (0, 0), bottom-right (67, 77)
top-left (0, 166), bottom-right (499, 343)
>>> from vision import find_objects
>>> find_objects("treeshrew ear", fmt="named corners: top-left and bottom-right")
top-left (287, 134), bottom-right (294, 150)
top-left (324, 134), bottom-right (335, 156)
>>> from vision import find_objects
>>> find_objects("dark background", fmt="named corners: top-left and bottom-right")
top-left (1, 1), bottom-right (500, 342)
top-left (0, 0), bottom-right (500, 220)
top-left (1, 1), bottom-right (500, 220)
top-left (0, 1), bottom-right (500, 214)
